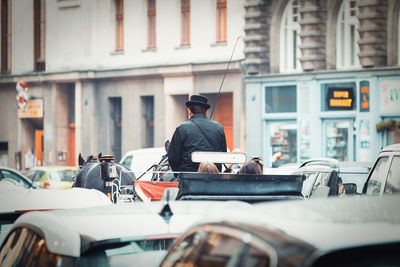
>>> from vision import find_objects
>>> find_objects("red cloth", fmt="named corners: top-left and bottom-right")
top-left (134, 181), bottom-right (179, 202)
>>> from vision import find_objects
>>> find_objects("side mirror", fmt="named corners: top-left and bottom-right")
top-left (339, 183), bottom-right (357, 196)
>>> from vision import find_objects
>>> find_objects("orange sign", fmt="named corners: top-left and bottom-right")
top-left (330, 98), bottom-right (353, 107)
top-left (327, 88), bottom-right (355, 110)
top-left (18, 99), bottom-right (43, 118)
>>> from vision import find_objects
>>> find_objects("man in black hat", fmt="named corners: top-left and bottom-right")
top-left (168, 94), bottom-right (227, 172)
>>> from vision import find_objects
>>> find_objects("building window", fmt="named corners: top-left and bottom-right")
top-left (115, 0), bottom-right (124, 51)
top-left (270, 121), bottom-right (298, 167)
top-left (265, 85), bottom-right (297, 113)
top-left (110, 97), bottom-right (122, 161)
top-left (1, 0), bottom-right (11, 73)
top-left (141, 96), bottom-right (154, 148)
top-left (181, 0), bottom-right (190, 46)
top-left (34, 0), bottom-right (45, 71)
top-left (280, 0), bottom-right (301, 72)
top-left (147, 0), bottom-right (156, 48)
top-left (337, 0), bottom-right (360, 68)
top-left (216, 0), bottom-right (227, 43)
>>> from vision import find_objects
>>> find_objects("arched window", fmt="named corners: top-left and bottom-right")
top-left (280, 0), bottom-right (302, 72)
top-left (336, 0), bottom-right (360, 68)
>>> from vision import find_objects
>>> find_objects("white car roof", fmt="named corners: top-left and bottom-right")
top-left (381, 143), bottom-right (400, 153)
top-left (12, 200), bottom-right (251, 257)
top-left (0, 187), bottom-right (111, 213)
top-left (210, 195), bottom-right (400, 252)
top-left (120, 147), bottom-right (166, 180)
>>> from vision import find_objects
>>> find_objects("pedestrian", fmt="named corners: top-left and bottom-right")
top-left (198, 161), bottom-right (219, 174)
top-left (168, 94), bottom-right (227, 172)
top-left (237, 161), bottom-right (262, 175)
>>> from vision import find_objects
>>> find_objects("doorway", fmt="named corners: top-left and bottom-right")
top-left (35, 130), bottom-right (43, 166)
top-left (323, 119), bottom-right (354, 161)
top-left (205, 92), bottom-right (233, 151)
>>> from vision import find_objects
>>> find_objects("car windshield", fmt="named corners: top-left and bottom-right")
top-left (49, 170), bottom-right (77, 182)
top-left (77, 239), bottom-right (174, 267)
top-left (298, 172), bottom-right (319, 197)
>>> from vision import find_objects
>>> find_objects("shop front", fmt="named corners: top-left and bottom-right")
top-left (246, 69), bottom-right (399, 167)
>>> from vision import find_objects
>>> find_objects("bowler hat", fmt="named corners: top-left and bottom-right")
top-left (185, 95), bottom-right (211, 109)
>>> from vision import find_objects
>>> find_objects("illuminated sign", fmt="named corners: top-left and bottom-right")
top-left (326, 88), bottom-right (355, 110)
top-left (360, 81), bottom-right (370, 112)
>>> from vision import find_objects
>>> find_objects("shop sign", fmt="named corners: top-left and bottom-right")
top-left (380, 80), bottom-right (400, 114)
top-left (18, 99), bottom-right (43, 118)
top-left (326, 87), bottom-right (355, 110)
top-left (360, 81), bottom-right (370, 112)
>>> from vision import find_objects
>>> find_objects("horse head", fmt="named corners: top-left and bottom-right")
top-left (73, 153), bottom-right (135, 196)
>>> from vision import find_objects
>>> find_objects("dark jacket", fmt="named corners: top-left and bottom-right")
top-left (168, 114), bottom-right (227, 172)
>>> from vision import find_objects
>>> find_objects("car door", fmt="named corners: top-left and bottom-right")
top-left (364, 155), bottom-right (392, 196)
top-left (383, 155), bottom-right (400, 194)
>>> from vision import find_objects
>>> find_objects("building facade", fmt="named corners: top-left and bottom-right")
top-left (0, 0), bottom-right (246, 169)
top-left (244, 0), bottom-right (400, 167)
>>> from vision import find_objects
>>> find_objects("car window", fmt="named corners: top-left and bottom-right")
top-left (242, 243), bottom-right (270, 267)
top-left (196, 232), bottom-right (243, 267)
top-left (308, 172), bottom-right (331, 197)
top-left (0, 170), bottom-right (30, 188)
top-left (121, 155), bottom-right (133, 169)
top-left (49, 170), bottom-right (76, 182)
top-left (25, 171), bottom-right (35, 181)
top-left (0, 227), bottom-right (73, 267)
top-left (298, 172), bottom-right (318, 197)
top-left (161, 231), bottom-right (208, 266)
top-left (384, 156), bottom-right (400, 195)
top-left (366, 156), bottom-right (390, 196)
top-left (33, 171), bottom-right (46, 182)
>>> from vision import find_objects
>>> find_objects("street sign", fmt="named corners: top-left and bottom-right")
top-left (18, 99), bottom-right (43, 118)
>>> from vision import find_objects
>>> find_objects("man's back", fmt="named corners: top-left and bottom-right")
top-left (168, 114), bottom-right (227, 172)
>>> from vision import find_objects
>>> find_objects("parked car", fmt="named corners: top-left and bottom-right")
top-left (0, 201), bottom-right (250, 266)
top-left (363, 143), bottom-right (400, 196)
top-left (120, 147), bottom-right (166, 180)
top-left (0, 166), bottom-right (35, 189)
top-left (291, 158), bottom-right (372, 197)
top-left (0, 187), bottom-right (111, 246)
top-left (161, 195), bottom-right (400, 267)
top-left (25, 166), bottom-right (79, 189)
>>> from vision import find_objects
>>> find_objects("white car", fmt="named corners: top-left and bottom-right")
top-left (0, 187), bottom-right (111, 246)
top-left (0, 201), bottom-right (251, 267)
top-left (120, 147), bottom-right (166, 180)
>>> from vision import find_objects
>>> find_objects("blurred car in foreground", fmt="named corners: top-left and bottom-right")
top-left (0, 166), bottom-right (35, 189)
top-left (291, 158), bottom-right (371, 197)
top-left (161, 195), bottom-right (400, 267)
top-left (0, 201), bottom-right (250, 267)
top-left (26, 166), bottom-right (79, 189)
top-left (120, 147), bottom-right (166, 180)
top-left (363, 143), bottom-right (400, 196)
top-left (0, 187), bottom-right (111, 246)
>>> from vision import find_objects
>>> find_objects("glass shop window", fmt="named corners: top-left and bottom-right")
top-left (325, 120), bottom-right (350, 161)
top-left (265, 86), bottom-right (297, 113)
top-left (321, 82), bottom-right (356, 111)
top-left (270, 121), bottom-right (297, 167)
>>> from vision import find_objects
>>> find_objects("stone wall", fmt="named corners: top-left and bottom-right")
top-left (299, 0), bottom-right (327, 71)
top-left (244, 0), bottom-right (271, 75)
top-left (358, 0), bottom-right (388, 67)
